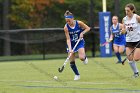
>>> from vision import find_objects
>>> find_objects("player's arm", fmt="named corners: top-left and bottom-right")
top-left (119, 23), bottom-right (124, 34)
top-left (136, 15), bottom-right (140, 23)
top-left (109, 27), bottom-right (113, 42)
top-left (78, 20), bottom-right (90, 38)
top-left (121, 18), bottom-right (126, 34)
top-left (64, 25), bottom-right (72, 52)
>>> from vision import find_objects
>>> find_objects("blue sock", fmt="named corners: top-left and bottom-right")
top-left (70, 61), bottom-right (80, 75)
top-left (123, 48), bottom-right (126, 54)
top-left (115, 52), bottom-right (122, 62)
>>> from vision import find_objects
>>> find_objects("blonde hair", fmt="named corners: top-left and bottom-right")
top-left (64, 10), bottom-right (73, 16)
top-left (112, 16), bottom-right (118, 20)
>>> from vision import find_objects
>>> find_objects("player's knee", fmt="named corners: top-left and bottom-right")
top-left (133, 58), bottom-right (140, 62)
top-left (79, 56), bottom-right (85, 61)
top-left (133, 55), bottom-right (140, 61)
top-left (119, 51), bottom-right (123, 54)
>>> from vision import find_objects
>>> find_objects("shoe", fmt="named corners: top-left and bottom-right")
top-left (83, 57), bottom-right (88, 65)
top-left (132, 72), bottom-right (139, 78)
top-left (74, 75), bottom-right (80, 80)
top-left (116, 61), bottom-right (122, 64)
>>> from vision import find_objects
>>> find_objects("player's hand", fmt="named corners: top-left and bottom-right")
top-left (80, 32), bottom-right (84, 38)
top-left (69, 50), bottom-right (74, 54)
top-left (120, 29), bottom-right (126, 34)
top-left (106, 39), bottom-right (111, 42)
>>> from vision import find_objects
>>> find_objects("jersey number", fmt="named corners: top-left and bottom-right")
top-left (127, 27), bottom-right (133, 32)
top-left (114, 32), bottom-right (120, 37)
top-left (72, 34), bottom-right (78, 42)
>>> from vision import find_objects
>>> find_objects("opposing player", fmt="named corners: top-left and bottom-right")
top-left (64, 10), bottom-right (90, 80)
top-left (109, 16), bottom-right (126, 63)
top-left (122, 3), bottom-right (140, 77)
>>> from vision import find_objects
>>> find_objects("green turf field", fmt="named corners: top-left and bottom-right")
top-left (0, 57), bottom-right (140, 93)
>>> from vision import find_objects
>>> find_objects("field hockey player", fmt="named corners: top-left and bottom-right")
top-left (63, 10), bottom-right (90, 80)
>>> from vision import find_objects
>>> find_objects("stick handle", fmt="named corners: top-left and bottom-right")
top-left (122, 41), bottom-right (140, 65)
top-left (63, 38), bottom-right (82, 66)
top-left (72, 38), bottom-right (81, 51)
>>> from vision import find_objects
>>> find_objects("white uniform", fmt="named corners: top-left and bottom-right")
top-left (123, 14), bottom-right (140, 42)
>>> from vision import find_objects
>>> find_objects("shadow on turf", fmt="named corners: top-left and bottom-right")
top-left (94, 60), bottom-right (138, 86)
top-left (25, 62), bottom-right (68, 86)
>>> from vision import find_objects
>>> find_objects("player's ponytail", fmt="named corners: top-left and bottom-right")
top-left (64, 10), bottom-right (74, 18)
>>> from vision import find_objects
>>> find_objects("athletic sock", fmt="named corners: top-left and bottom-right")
top-left (70, 61), bottom-right (80, 75)
top-left (115, 52), bottom-right (122, 62)
top-left (128, 61), bottom-right (139, 73)
top-left (123, 48), bottom-right (126, 54)
top-left (84, 56), bottom-right (87, 61)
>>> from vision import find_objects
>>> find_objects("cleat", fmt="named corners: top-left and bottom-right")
top-left (74, 75), bottom-right (80, 80)
top-left (116, 61), bottom-right (122, 64)
top-left (83, 57), bottom-right (88, 65)
top-left (132, 72), bottom-right (139, 78)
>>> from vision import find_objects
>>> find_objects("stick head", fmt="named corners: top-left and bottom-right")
top-left (58, 66), bottom-right (64, 73)
top-left (122, 58), bottom-right (127, 65)
top-left (122, 62), bottom-right (125, 65)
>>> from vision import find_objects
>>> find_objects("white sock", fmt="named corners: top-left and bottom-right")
top-left (128, 61), bottom-right (139, 73)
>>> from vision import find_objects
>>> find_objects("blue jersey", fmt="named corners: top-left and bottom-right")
top-left (66, 20), bottom-right (85, 52)
top-left (111, 23), bottom-right (126, 46)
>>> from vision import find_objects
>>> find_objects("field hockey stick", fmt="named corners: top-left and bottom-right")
top-left (100, 40), bottom-right (111, 47)
top-left (122, 41), bottom-right (140, 65)
top-left (58, 38), bottom-right (82, 73)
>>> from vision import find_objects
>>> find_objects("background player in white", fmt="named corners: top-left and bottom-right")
top-left (122, 3), bottom-right (140, 77)
top-left (109, 16), bottom-right (126, 64)
top-left (64, 10), bottom-right (90, 80)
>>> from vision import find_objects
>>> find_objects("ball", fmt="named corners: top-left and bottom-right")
top-left (53, 76), bottom-right (58, 80)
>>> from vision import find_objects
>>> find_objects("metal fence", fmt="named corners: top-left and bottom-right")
top-left (0, 27), bottom-right (99, 61)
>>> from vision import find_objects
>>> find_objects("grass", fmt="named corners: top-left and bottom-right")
top-left (0, 57), bottom-right (140, 93)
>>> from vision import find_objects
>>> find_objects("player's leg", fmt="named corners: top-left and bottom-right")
top-left (126, 47), bottom-right (139, 77)
top-left (132, 48), bottom-right (140, 77)
top-left (116, 45), bottom-right (125, 63)
top-left (113, 44), bottom-right (121, 63)
top-left (119, 45), bottom-right (125, 54)
top-left (78, 48), bottom-right (88, 65)
top-left (69, 53), bottom-right (80, 80)
top-left (133, 48), bottom-right (140, 61)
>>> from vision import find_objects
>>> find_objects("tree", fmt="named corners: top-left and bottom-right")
top-left (119, 0), bottom-right (140, 21)
top-left (2, 0), bottom-right (11, 56)
top-left (9, 0), bottom-right (64, 29)
top-left (2, 0), bottom-right (64, 56)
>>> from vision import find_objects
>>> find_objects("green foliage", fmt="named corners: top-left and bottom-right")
top-left (119, 0), bottom-right (140, 21)
top-left (9, 0), bottom-right (64, 29)
top-left (0, 1), bottom-right (2, 29)
top-left (2, 0), bottom-right (140, 28)
top-left (9, 0), bottom-right (47, 28)
top-left (45, 0), bottom-right (90, 27)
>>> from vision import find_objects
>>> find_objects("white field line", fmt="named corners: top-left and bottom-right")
top-left (0, 80), bottom-right (132, 85)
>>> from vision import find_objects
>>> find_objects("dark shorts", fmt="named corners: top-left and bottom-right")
top-left (126, 41), bottom-right (140, 48)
